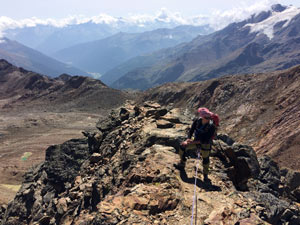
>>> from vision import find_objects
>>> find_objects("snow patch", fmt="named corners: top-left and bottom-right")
top-left (88, 72), bottom-right (102, 79)
top-left (245, 6), bottom-right (300, 39)
top-left (164, 35), bottom-right (173, 39)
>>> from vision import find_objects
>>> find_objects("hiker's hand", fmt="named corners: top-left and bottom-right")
top-left (181, 141), bottom-right (188, 146)
top-left (186, 139), bottom-right (193, 144)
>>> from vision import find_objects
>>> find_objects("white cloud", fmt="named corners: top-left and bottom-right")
top-left (0, 1), bottom-right (298, 37)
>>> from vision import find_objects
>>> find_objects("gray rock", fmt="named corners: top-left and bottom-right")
top-left (225, 143), bottom-right (260, 189)
top-left (44, 139), bottom-right (91, 188)
top-left (291, 187), bottom-right (300, 202)
top-left (257, 156), bottom-right (281, 194)
top-left (217, 133), bottom-right (235, 146)
top-left (286, 170), bottom-right (300, 191)
top-left (96, 110), bottom-right (121, 132)
top-left (248, 192), bottom-right (289, 224)
top-left (0, 204), bottom-right (7, 222)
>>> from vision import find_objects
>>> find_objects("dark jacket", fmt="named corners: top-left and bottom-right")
top-left (188, 118), bottom-right (216, 144)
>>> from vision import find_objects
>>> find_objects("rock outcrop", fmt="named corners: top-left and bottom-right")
top-left (1, 102), bottom-right (300, 224)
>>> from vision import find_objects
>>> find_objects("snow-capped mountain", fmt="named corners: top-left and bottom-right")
top-left (245, 4), bottom-right (300, 39)
top-left (0, 9), bottom-right (214, 54)
top-left (106, 4), bottom-right (300, 90)
top-left (0, 3), bottom-right (279, 54)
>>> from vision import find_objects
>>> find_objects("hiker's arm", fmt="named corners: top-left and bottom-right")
top-left (181, 120), bottom-right (197, 146)
top-left (188, 120), bottom-right (197, 139)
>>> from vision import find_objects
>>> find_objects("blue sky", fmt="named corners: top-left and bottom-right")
top-left (1, 0), bottom-right (300, 19)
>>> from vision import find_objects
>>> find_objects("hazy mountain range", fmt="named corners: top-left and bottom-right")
top-left (108, 4), bottom-right (300, 90)
top-left (0, 38), bottom-right (88, 77)
top-left (1, 9), bottom-right (214, 54)
top-left (53, 25), bottom-right (212, 78)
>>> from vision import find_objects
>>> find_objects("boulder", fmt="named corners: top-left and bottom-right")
top-left (257, 156), bottom-right (281, 194)
top-left (247, 192), bottom-right (299, 225)
top-left (217, 133), bottom-right (235, 146)
top-left (96, 110), bottom-right (121, 132)
top-left (145, 108), bottom-right (168, 118)
top-left (160, 114), bottom-right (181, 124)
top-left (225, 143), bottom-right (260, 189)
top-left (119, 107), bottom-right (130, 121)
top-left (156, 120), bottom-right (174, 129)
top-left (44, 139), bottom-right (91, 188)
top-left (286, 170), bottom-right (300, 191)
top-left (292, 187), bottom-right (300, 202)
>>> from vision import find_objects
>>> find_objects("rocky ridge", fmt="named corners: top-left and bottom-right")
top-left (0, 59), bottom-right (133, 113)
top-left (1, 102), bottom-right (300, 224)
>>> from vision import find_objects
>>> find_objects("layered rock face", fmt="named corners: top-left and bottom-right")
top-left (1, 102), bottom-right (300, 224)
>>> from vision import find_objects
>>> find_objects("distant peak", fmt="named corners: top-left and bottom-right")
top-left (0, 37), bottom-right (7, 44)
top-left (57, 73), bottom-right (72, 82)
top-left (271, 4), bottom-right (288, 13)
top-left (245, 5), bottom-right (300, 39)
top-left (0, 59), bottom-right (13, 69)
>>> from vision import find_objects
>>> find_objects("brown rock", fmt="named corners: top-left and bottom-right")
top-left (160, 114), bottom-right (181, 124)
top-left (156, 120), bottom-right (174, 129)
top-left (75, 176), bottom-right (82, 185)
top-left (144, 102), bottom-right (161, 109)
top-left (123, 196), bottom-right (149, 210)
top-left (57, 198), bottom-right (68, 215)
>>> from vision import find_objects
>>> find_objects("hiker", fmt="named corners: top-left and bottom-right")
top-left (176, 107), bottom-right (217, 182)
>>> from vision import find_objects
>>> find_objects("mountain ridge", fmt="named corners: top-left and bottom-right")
top-left (0, 38), bottom-right (88, 77)
top-left (0, 59), bottom-right (132, 112)
top-left (109, 4), bottom-right (300, 90)
top-left (2, 11), bottom-right (214, 54)
top-left (53, 25), bottom-right (212, 81)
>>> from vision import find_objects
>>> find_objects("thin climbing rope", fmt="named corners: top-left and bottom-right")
top-left (190, 150), bottom-right (201, 225)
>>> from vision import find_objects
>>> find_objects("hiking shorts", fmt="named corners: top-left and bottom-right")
top-left (180, 142), bottom-right (211, 175)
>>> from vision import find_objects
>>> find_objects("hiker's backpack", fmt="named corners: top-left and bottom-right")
top-left (211, 113), bottom-right (220, 127)
top-left (210, 113), bottom-right (220, 139)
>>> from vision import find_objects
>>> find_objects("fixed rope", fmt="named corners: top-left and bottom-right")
top-left (190, 150), bottom-right (201, 225)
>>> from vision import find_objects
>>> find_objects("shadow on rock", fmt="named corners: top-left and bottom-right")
top-left (179, 168), bottom-right (221, 192)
